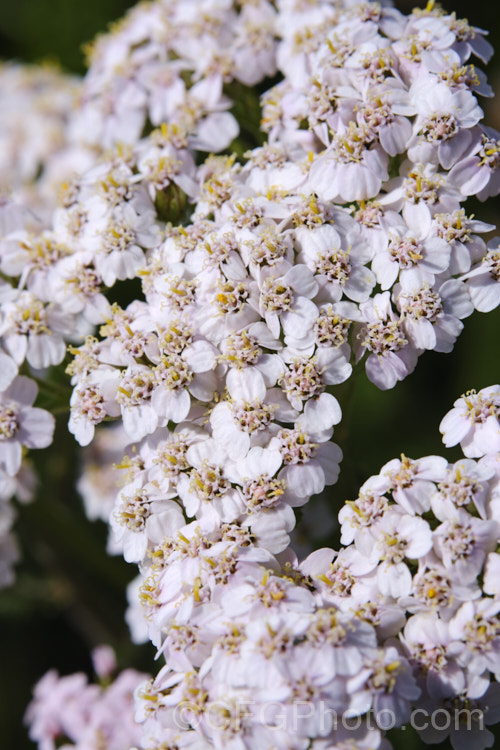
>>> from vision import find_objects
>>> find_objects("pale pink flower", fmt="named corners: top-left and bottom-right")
top-left (0, 376), bottom-right (54, 476)
top-left (462, 239), bottom-right (500, 313)
top-left (440, 386), bottom-right (500, 458)
top-left (354, 292), bottom-right (418, 390)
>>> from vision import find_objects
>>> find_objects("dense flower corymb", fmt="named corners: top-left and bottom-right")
top-left (5, 1), bottom-right (500, 750)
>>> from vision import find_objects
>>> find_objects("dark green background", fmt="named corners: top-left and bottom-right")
top-left (0, 1), bottom-right (499, 749)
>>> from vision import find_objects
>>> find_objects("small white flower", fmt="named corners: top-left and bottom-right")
top-left (0, 290), bottom-right (72, 369)
top-left (354, 292), bottom-right (418, 390)
top-left (462, 239), bottom-right (500, 313)
top-left (0, 376), bottom-right (54, 476)
top-left (440, 386), bottom-right (500, 458)
top-left (359, 507), bottom-right (433, 598)
top-left (296, 222), bottom-right (375, 304)
top-left (394, 276), bottom-right (473, 353)
top-left (378, 453), bottom-right (448, 515)
top-left (431, 458), bottom-right (494, 520)
top-left (110, 478), bottom-right (184, 563)
top-left (432, 507), bottom-right (498, 583)
top-left (372, 210), bottom-right (451, 290)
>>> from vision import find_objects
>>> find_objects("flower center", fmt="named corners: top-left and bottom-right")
top-left (0, 404), bottom-right (19, 440)
top-left (361, 320), bottom-right (407, 356)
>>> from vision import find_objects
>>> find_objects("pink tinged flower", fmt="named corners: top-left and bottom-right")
top-left (244, 148), bottom-right (307, 194)
top-left (87, 668), bottom-right (147, 748)
top-left (449, 129), bottom-right (500, 200)
top-left (93, 204), bottom-right (161, 287)
top-left (338, 489), bottom-right (389, 547)
top-left (484, 553), bottom-right (500, 596)
top-left (0, 230), bottom-right (68, 290)
top-left (48, 252), bottom-right (111, 325)
top-left (355, 90), bottom-right (414, 158)
top-left (116, 343), bottom-right (213, 441)
top-left (355, 292), bottom-right (417, 390)
top-left (395, 14), bottom-right (456, 63)
top-left (432, 508), bottom-right (498, 584)
top-left (0, 376), bottom-right (54, 476)
top-left (0, 198), bottom-right (31, 236)
top-left (278, 458), bottom-right (325, 505)
top-left (314, 608), bottom-right (377, 679)
top-left (114, 364), bottom-right (160, 440)
top-left (402, 556), bottom-right (478, 616)
top-left (448, 600), bottom-right (500, 676)
top-left (274, 424), bottom-right (342, 506)
top-left (379, 164), bottom-right (461, 227)
top-left (279, 350), bottom-right (347, 412)
top-left (463, 240), bottom-right (500, 313)
top-left (308, 129), bottom-right (389, 203)
top-left (431, 459), bottom-right (494, 520)
top-left (394, 277), bottom-right (473, 353)
top-left (259, 262), bottom-right (318, 341)
top-left (25, 670), bottom-right (97, 749)
top-left (483, 552), bottom-right (500, 599)
top-left (432, 209), bottom-right (493, 276)
top-left (244, 503), bottom-right (296, 553)
top-left (296, 223), bottom-right (375, 304)
top-left (348, 646), bottom-right (420, 728)
top-left (313, 723), bottom-right (385, 750)
top-left (177, 439), bottom-right (242, 524)
top-left (317, 346), bottom-right (353, 386)
top-left (407, 80), bottom-right (483, 170)
top-left (372, 210), bottom-right (451, 290)
top-left (449, 15), bottom-right (494, 65)
top-left (137, 138), bottom-right (198, 199)
top-left (382, 453), bottom-right (448, 514)
top-left (26, 665), bottom-right (147, 750)
top-left (222, 569), bottom-right (316, 621)
top-left (367, 509), bottom-right (433, 598)
top-left (111, 480), bottom-right (184, 563)
top-left (0, 291), bottom-right (71, 369)
top-left (209, 366), bottom-right (271, 461)
top-left (415, 678), bottom-right (500, 750)
top-left (68, 367), bottom-right (121, 447)
top-left (439, 386), bottom-right (500, 458)
top-left (183, 77), bottom-right (239, 152)
top-left (231, 4), bottom-right (277, 86)
top-left (403, 613), bottom-right (466, 701)
top-left (191, 111), bottom-right (239, 153)
top-left (229, 444), bottom-right (283, 509)
top-left (297, 392), bottom-right (342, 440)
top-left (143, 68), bottom-right (187, 128)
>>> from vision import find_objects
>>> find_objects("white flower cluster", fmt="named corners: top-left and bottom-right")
top-left (109, 384), bottom-right (499, 750)
top-left (5, 0), bottom-right (500, 748)
top-left (27, 385), bottom-right (500, 750)
top-left (0, 200), bottom-right (61, 588)
top-left (0, 64), bottom-right (92, 585)
top-left (0, 63), bottom-right (94, 223)
top-left (260, 0), bottom-right (500, 388)
top-left (328, 385), bottom-right (500, 750)
top-left (73, 0), bottom-right (280, 153)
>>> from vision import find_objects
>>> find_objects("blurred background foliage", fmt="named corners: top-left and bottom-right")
top-left (0, 1), bottom-right (500, 749)
top-left (0, 0), bottom-right (135, 73)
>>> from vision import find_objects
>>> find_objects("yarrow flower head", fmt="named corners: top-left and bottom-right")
top-left (440, 385), bottom-right (500, 457)
top-left (8, 1), bottom-right (500, 750)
